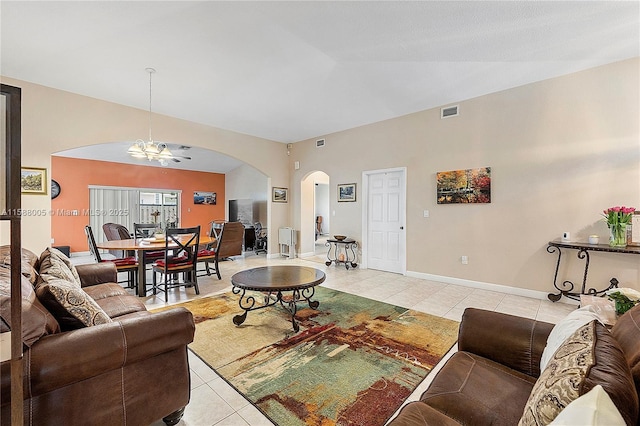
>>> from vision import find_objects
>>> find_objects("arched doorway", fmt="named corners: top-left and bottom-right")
top-left (299, 171), bottom-right (329, 257)
top-left (49, 142), bottom-right (270, 254)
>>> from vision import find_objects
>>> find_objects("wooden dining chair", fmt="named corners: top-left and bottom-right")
top-left (151, 226), bottom-right (201, 302)
top-left (197, 221), bottom-right (244, 279)
top-left (133, 222), bottom-right (165, 265)
top-left (85, 225), bottom-right (138, 289)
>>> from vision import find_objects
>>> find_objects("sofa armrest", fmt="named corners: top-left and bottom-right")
top-left (23, 307), bottom-right (194, 397)
top-left (76, 262), bottom-right (118, 287)
top-left (458, 308), bottom-right (554, 378)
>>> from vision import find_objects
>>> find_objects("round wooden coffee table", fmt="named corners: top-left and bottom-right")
top-left (231, 265), bottom-right (325, 332)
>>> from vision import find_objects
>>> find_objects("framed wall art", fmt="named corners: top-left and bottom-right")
top-left (273, 187), bottom-right (288, 203)
top-left (436, 167), bottom-right (491, 204)
top-left (194, 191), bottom-right (216, 205)
top-left (338, 183), bottom-right (356, 202)
top-left (21, 167), bottom-right (47, 195)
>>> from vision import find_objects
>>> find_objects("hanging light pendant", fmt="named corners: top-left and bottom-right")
top-left (127, 68), bottom-right (174, 165)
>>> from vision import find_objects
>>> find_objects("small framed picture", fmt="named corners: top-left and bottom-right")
top-left (21, 167), bottom-right (47, 195)
top-left (273, 187), bottom-right (288, 203)
top-left (629, 212), bottom-right (640, 247)
top-left (193, 191), bottom-right (216, 205)
top-left (338, 183), bottom-right (356, 202)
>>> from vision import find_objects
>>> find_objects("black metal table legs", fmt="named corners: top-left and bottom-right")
top-left (232, 286), bottom-right (319, 332)
top-left (325, 240), bottom-right (358, 269)
top-left (547, 244), bottom-right (619, 302)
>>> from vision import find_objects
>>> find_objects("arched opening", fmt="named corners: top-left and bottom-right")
top-left (49, 142), bottom-right (270, 255)
top-left (299, 170), bottom-right (329, 258)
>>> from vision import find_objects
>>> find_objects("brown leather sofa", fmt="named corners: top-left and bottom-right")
top-left (0, 246), bottom-right (196, 425)
top-left (390, 307), bottom-right (640, 425)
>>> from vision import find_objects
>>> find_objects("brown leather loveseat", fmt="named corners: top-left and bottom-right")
top-left (0, 246), bottom-right (196, 425)
top-left (390, 306), bottom-right (640, 425)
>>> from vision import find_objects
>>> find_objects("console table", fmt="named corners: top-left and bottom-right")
top-left (547, 239), bottom-right (640, 302)
top-left (325, 238), bottom-right (358, 269)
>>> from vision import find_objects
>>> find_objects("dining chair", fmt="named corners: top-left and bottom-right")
top-left (133, 222), bottom-right (165, 265)
top-left (102, 222), bottom-right (134, 257)
top-left (197, 221), bottom-right (244, 279)
top-left (103, 222), bottom-right (132, 240)
top-left (151, 226), bottom-right (201, 302)
top-left (85, 225), bottom-right (138, 289)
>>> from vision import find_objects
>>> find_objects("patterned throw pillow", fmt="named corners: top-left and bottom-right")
top-left (38, 247), bottom-right (81, 286)
top-left (519, 321), bottom-right (596, 426)
top-left (35, 277), bottom-right (112, 330)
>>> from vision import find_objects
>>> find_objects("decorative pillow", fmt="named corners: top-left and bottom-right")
top-left (0, 271), bottom-right (60, 346)
top-left (35, 277), bottom-right (112, 330)
top-left (549, 385), bottom-right (625, 426)
top-left (0, 245), bottom-right (40, 284)
top-left (38, 247), bottom-right (81, 287)
top-left (540, 305), bottom-right (602, 371)
top-left (519, 321), bottom-right (596, 426)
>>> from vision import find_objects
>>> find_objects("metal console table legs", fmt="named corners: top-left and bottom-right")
top-left (546, 239), bottom-right (640, 302)
top-left (325, 238), bottom-right (358, 269)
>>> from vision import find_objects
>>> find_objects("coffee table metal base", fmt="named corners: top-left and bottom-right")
top-left (232, 286), bottom-right (319, 332)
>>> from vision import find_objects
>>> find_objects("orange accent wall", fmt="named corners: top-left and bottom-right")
top-left (51, 157), bottom-right (225, 253)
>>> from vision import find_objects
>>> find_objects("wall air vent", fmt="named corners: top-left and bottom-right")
top-left (316, 139), bottom-right (325, 148)
top-left (441, 105), bottom-right (459, 119)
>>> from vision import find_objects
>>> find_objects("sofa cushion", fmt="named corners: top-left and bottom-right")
top-left (549, 385), bottom-right (625, 426)
top-left (540, 305), bottom-right (602, 371)
top-left (520, 320), bottom-right (638, 426)
top-left (520, 321), bottom-right (597, 426)
top-left (38, 247), bottom-right (81, 286)
top-left (0, 245), bottom-right (40, 284)
top-left (418, 351), bottom-right (537, 425)
top-left (35, 277), bottom-right (112, 330)
top-left (612, 303), bottom-right (640, 407)
top-left (84, 283), bottom-right (147, 319)
top-left (390, 401), bottom-right (463, 426)
top-left (0, 268), bottom-right (60, 346)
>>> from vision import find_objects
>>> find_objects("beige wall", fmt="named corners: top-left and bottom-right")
top-left (225, 163), bottom-right (269, 225)
top-left (290, 58), bottom-right (640, 294)
top-left (0, 76), bottom-right (290, 254)
top-left (3, 58), bottom-right (638, 294)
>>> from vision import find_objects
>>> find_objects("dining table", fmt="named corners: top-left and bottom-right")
top-left (96, 235), bottom-right (216, 297)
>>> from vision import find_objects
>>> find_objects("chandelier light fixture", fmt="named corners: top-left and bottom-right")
top-left (127, 67), bottom-right (174, 166)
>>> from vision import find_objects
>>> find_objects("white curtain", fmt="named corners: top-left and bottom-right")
top-left (89, 187), bottom-right (140, 244)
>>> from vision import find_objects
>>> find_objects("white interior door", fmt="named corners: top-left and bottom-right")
top-left (365, 168), bottom-right (406, 274)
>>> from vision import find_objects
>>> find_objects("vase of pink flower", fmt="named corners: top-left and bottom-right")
top-left (603, 206), bottom-right (636, 247)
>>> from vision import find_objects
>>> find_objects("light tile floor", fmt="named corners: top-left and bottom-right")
top-left (78, 239), bottom-right (576, 426)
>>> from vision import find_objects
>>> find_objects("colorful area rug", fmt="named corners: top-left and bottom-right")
top-left (164, 286), bottom-right (459, 425)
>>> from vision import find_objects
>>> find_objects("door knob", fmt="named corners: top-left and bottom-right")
top-left (400, 226), bottom-right (404, 230)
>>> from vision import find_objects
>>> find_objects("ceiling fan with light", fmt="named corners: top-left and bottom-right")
top-left (167, 145), bottom-right (192, 163)
top-left (127, 68), bottom-right (191, 166)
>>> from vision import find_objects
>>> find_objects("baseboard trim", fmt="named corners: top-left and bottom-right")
top-left (299, 251), bottom-right (316, 258)
top-left (406, 270), bottom-right (579, 304)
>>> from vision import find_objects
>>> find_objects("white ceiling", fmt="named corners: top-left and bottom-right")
top-left (1, 1), bottom-right (638, 172)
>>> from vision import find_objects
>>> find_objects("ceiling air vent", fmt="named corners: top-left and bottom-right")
top-left (441, 105), bottom-right (459, 119)
top-left (316, 139), bottom-right (325, 148)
